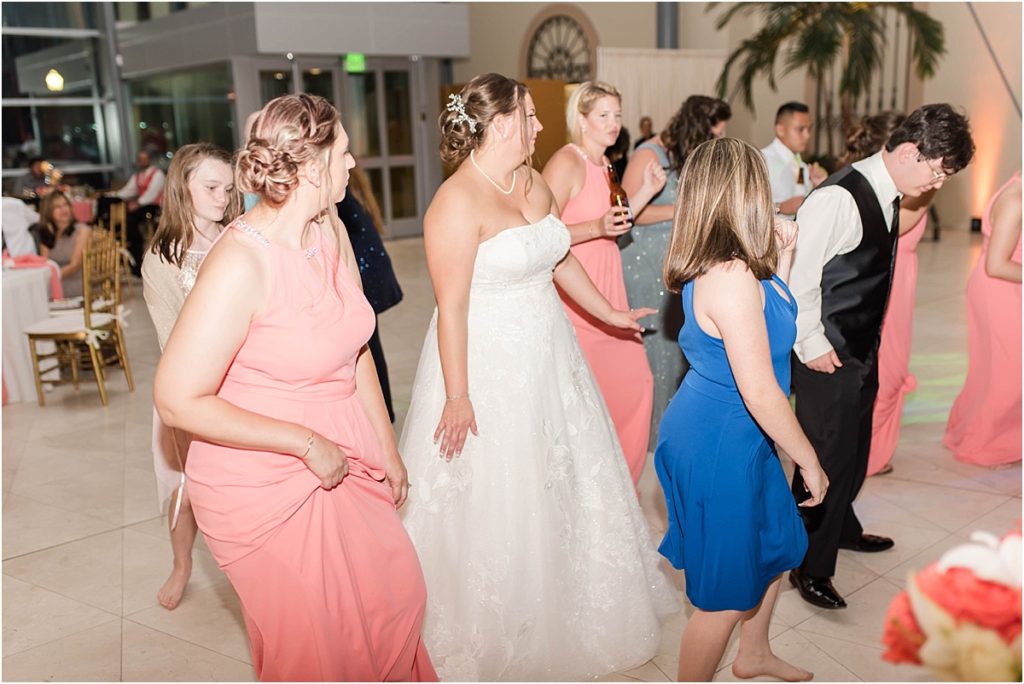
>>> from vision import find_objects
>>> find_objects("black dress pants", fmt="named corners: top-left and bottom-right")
top-left (790, 351), bottom-right (880, 578)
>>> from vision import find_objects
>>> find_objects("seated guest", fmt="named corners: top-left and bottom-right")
top-left (761, 102), bottom-right (827, 216)
top-left (2, 197), bottom-right (40, 256)
top-left (11, 157), bottom-right (47, 198)
top-left (117, 149), bottom-right (165, 275)
top-left (35, 191), bottom-right (92, 298)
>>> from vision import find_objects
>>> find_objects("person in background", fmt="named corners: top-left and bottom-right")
top-left (117, 149), bottom-right (166, 275)
top-left (787, 104), bottom-right (974, 610)
top-left (608, 126), bottom-right (631, 180)
top-left (2, 197), bottom-right (40, 256)
top-left (621, 94), bottom-right (731, 447)
top-left (634, 115), bottom-right (655, 149)
top-left (336, 164), bottom-right (403, 422)
top-left (657, 136), bottom-right (827, 683)
top-left (761, 102), bottom-right (827, 216)
top-left (35, 190), bottom-right (91, 298)
top-left (542, 80), bottom-right (666, 485)
top-left (944, 171), bottom-right (1021, 466)
top-left (839, 112), bottom-right (937, 477)
top-left (141, 142), bottom-right (241, 611)
top-left (12, 157), bottom-right (46, 197)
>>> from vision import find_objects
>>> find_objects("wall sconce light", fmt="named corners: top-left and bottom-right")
top-left (45, 69), bottom-right (64, 92)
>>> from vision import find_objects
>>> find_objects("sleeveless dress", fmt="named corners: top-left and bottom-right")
top-left (655, 274), bottom-right (808, 611)
top-left (558, 144), bottom-right (655, 484)
top-left (944, 172), bottom-right (1022, 466)
top-left (142, 247), bottom-right (212, 527)
top-left (620, 141), bottom-right (687, 447)
top-left (400, 214), bottom-right (677, 681)
top-left (49, 228), bottom-right (86, 298)
top-left (184, 221), bottom-right (436, 682)
top-left (867, 213), bottom-right (927, 475)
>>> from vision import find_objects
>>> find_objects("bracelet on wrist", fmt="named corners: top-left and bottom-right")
top-left (299, 431), bottom-right (315, 458)
top-left (446, 392), bottom-right (469, 402)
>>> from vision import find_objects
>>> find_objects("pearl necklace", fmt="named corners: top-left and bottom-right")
top-left (470, 149), bottom-right (516, 195)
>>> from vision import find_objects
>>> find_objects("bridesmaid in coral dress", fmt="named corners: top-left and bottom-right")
top-left (542, 81), bottom-right (666, 484)
top-left (154, 94), bottom-right (435, 681)
top-left (944, 171), bottom-right (1022, 466)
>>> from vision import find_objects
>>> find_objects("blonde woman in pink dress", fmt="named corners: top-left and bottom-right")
top-left (142, 142), bottom-right (240, 610)
top-left (154, 94), bottom-right (436, 681)
top-left (944, 171), bottom-right (1022, 466)
top-left (542, 81), bottom-right (667, 484)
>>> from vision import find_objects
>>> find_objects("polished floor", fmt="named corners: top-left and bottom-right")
top-left (2, 229), bottom-right (1020, 682)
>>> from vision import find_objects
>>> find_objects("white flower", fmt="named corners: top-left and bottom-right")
top-left (938, 531), bottom-right (1022, 588)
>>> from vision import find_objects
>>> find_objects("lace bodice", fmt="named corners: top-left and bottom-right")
top-left (471, 214), bottom-right (570, 292)
top-left (176, 249), bottom-right (207, 294)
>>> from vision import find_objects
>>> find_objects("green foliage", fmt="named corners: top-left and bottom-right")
top-left (709, 2), bottom-right (945, 113)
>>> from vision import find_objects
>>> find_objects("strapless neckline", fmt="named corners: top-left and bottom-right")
top-left (479, 213), bottom-right (559, 246)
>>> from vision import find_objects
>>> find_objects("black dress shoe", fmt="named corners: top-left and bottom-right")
top-left (839, 533), bottom-right (895, 553)
top-left (789, 568), bottom-right (847, 609)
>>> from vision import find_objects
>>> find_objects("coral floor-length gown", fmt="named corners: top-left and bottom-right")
top-left (557, 145), bottom-right (654, 484)
top-left (185, 221), bottom-right (436, 681)
top-left (943, 172), bottom-right (1022, 466)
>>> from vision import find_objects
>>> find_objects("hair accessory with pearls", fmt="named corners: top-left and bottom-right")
top-left (446, 93), bottom-right (478, 133)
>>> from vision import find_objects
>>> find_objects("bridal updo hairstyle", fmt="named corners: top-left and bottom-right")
top-left (439, 73), bottom-right (530, 169)
top-left (841, 111), bottom-right (906, 167)
top-left (236, 93), bottom-right (340, 207)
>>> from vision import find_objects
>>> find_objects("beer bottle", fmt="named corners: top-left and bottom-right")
top-left (607, 162), bottom-right (634, 247)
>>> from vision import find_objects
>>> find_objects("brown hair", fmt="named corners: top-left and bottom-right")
top-left (566, 80), bottom-right (621, 145)
top-left (347, 164), bottom-right (385, 235)
top-left (885, 103), bottom-right (974, 175)
top-left (439, 73), bottom-right (532, 174)
top-left (664, 137), bottom-right (777, 289)
top-left (149, 143), bottom-right (240, 267)
top-left (35, 190), bottom-right (76, 250)
top-left (660, 95), bottom-right (732, 176)
top-left (841, 111), bottom-right (905, 167)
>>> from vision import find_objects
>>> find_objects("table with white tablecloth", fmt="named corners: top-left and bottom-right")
top-left (3, 267), bottom-right (56, 403)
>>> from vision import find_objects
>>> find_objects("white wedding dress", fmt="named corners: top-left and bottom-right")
top-left (400, 214), bottom-right (678, 681)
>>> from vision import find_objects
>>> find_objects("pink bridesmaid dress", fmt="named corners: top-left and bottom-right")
top-left (944, 172), bottom-right (1022, 466)
top-left (867, 213), bottom-right (927, 475)
top-left (185, 221), bottom-right (437, 681)
top-left (557, 144), bottom-right (654, 484)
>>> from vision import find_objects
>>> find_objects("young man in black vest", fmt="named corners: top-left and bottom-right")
top-left (787, 104), bottom-right (974, 609)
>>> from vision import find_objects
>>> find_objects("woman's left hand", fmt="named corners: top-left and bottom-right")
top-left (774, 216), bottom-right (799, 253)
top-left (640, 160), bottom-right (667, 195)
top-left (382, 450), bottom-right (410, 508)
top-left (605, 307), bottom-right (658, 332)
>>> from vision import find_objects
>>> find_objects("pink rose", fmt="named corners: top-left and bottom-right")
top-left (883, 591), bottom-right (926, 664)
top-left (916, 566), bottom-right (1022, 643)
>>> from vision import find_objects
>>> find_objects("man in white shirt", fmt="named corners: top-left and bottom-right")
top-left (787, 104), bottom-right (974, 609)
top-left (116, 149), bottom-right (165, 275)
top-left (761, 102), bottom-right (827, 216)
top-left (2, 197), bottom-right (40, 256)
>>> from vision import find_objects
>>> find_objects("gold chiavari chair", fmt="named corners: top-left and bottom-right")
top-left (25, 230), bottom-right (134, 406)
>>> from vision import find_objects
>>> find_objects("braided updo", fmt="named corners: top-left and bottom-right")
top-left (236, 93), bottom-right (339, 206)
top-left (439, 73), bottom-right (529, 168)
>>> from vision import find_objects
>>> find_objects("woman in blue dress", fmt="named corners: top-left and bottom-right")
top-left (620, 95), bottom-right (731, 446)
top-left (656, 138), bottom-right (828, 681)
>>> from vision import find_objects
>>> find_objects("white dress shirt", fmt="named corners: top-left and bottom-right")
top-left (2, 197), bottom-right (40, 256)
top-left (116, 166), bottom-right (165, 206)
top-left (761, 137), bottom-right (810, 205)
top-left (789, 151), bottom-right (902, 363)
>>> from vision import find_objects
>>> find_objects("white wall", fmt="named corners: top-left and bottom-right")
top-left (917, 2), bottom-right (1021, 229)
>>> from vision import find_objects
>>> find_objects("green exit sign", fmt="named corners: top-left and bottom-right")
top-left (344, 53), bottom-right (366, 73)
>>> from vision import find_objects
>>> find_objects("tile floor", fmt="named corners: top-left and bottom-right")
top-left (2, 229), bottom-right (1019, 682)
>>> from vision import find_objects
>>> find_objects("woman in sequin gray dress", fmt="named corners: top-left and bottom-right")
top-left (620, 96), bottom-right (731, 445)
top-left (141, 143), bottom-right (241, 611)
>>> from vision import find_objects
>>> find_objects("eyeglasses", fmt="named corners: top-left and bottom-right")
top-left (919, 156), bottom-right (949, 182)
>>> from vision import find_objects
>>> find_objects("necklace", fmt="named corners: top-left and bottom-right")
top-left (470, 149), bottom-right (516, 195)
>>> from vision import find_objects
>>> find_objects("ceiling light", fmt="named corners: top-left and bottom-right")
top-left (45, 69), bottom-right (64, 92)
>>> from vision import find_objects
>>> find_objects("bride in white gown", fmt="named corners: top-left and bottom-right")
top-left (400, 73), bottom-right (678, 681)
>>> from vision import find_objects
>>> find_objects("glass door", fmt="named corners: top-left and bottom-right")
top-left (341, 57), bottom-right (423, 237)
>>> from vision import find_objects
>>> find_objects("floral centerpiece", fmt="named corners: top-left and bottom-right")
top-left (882, 529), bottom-right (1022, 681)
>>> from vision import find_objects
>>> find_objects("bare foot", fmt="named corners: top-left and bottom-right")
top-left (157, 562), bottom-right (192, 610)
top-left (732, 652), bottom-right (813, 682)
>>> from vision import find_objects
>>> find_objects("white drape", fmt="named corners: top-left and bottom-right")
top-left (596, 47), bottom-right (727, 137)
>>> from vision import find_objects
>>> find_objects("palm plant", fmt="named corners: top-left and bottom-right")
top-left (710, 2), bottom-right (945, 155)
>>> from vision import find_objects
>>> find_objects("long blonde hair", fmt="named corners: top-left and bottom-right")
top-left (149, 143), bottom-right (240, 267)
top-left (663, 137), bottom-right (777, 289)
top-left (347, 165), bottom-right (385, 235)
top-left (566, 81), bottom-right (621, 145)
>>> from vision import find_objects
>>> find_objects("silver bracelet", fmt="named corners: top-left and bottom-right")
top-left (299, 432), bottom-right (315, 458)
top-left (446, 392), bottom-right (469, 402)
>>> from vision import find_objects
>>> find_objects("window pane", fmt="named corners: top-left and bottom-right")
top-left (389, 165), bottom-right (416, 219)
top-left (259, 69), bottom-right (291, 106)
top-left (364, 167), bottom-right (384, 218)
top-left (2, 35), bottom-right (104, 99)
top-left (344, 73), bottom-right (380, 158)
top-left (1, 105), bottom-right (103, 166)
top-left (384, 71), bottom-right (412, 156)
top-left (1, 2), bottom-right (97, 29)
top-left (302, 69), bottom-right (334, 104)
